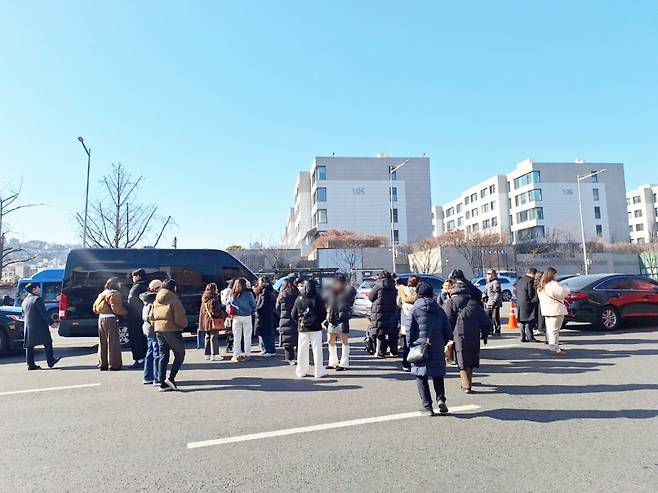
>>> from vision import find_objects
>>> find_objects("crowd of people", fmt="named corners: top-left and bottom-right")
top-left (20, 265), bottom-right (570, 412)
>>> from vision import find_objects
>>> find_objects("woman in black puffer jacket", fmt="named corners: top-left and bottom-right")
top-left (276, 279), bottom-right (299, 364)
top-left (367, 271), bottom-right (398, 357)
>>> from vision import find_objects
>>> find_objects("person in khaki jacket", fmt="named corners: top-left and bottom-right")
top-left (149, 279), bottom-right (188, 391)
top-left (92, 277), bottom-right (128, 371)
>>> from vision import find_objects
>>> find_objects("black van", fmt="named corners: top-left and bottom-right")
top-left (58, 248), bottom-right (256, 341)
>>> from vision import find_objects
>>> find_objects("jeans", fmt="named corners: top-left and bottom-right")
top-left (232, 316), bottom-right (253, 358)
top-left (143, 334), bottom-right (160, 383)
top-left (204, 331), bottom-right (220, 357)
top-left (196, 330), bottom-right (205, 349)
top-left (487, 306), bottom-right (501, 333)
top-left (416, 376), bottom-right (446, 411)
top-left (157, 332), bottom-right (185, 383)
top-left (259, 332), bottom-right (276, 354)
top-left (296, 331), bottom-right (326, 378)
top-left (26, 341), bottom-right (55, 368)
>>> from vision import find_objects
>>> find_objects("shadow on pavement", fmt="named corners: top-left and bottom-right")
top-left (177, 376), bottom-right (362, 393)
top-left (455, 408), bottom-right (658, 423)
top-left (478, 383), bottom-right (658, 396)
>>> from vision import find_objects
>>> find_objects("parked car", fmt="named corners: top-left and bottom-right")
top-left (58, 248), bottom-right (256, 345)
top-left (0, 306), bottom-right (24, 356)
top-left (471, 276), bottom-right (516, 302)
top-left (14, 269), bottom-right (64, 323)
top-left (560, 274), bottom-right (658, 330)
top-left (351, 274), bottom-right (444, 317)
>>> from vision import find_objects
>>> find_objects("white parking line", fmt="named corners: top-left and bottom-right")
top-left (0, 383), bottom-right (101, 396)
top-left (187, 404), bottom-right (481, 449)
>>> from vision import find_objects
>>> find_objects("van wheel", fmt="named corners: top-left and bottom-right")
top-left (118, 326), bottom-right (131, 347)
top-left (597, 306), bottom-right (620, 331)
top-left (502, 290), bottom-right (512, 302)
top-left (0, 328), bottom-right (9, 356)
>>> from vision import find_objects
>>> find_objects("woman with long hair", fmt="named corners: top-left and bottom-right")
top-left (276, 279), bottom-right (300, 364)
top-left (226, 278), bottom-right (256, 362)
top-left (198, 283), bottom-right (225, 361)
top-left (537, 267), bottom-right (570, 355)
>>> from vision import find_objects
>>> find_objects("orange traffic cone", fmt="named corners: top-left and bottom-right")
top-left (507, 301), bottom-right (519, 329)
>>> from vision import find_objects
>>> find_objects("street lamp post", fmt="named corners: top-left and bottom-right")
top-left (389, 159), bottom-right (410, 274)
top-left (77, 137), bottom-right (91, 248)
top-left (577, 169), bottom-right (606, 275)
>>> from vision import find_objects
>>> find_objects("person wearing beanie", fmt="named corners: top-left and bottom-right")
top-left (140, 279), bottom-right (163, 385)
top-left (409, 282), bottom-right (453, 416)
top-left (149, 279), bottom-right (188, 391)
top-left (22, 283), bottom-right (61, 370)
top-left (324, 274), bottom-right (356, 371)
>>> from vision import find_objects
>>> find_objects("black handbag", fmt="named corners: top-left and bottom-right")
top-left (407, 338), bottom-right (431, 365)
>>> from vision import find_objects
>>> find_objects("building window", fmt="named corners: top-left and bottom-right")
top-left (594, 206), bottom-right (601, 219)
top-left (447, 220), bottom-right (455, 231)
top-left (514, 171), bottom-right (541, 189)
top-left (315, 187), bottom-right (327, 202)
top-left (482, 203), bottom-right (490, 213)
top-left (629, 225), bottom-right (634, 232)
top-left (591, 171), bottom-right (598, 183)
top-left (596, 224), bottom-right (603, 237)
top-left (480, 188), bottom-right (487, 198)
top-left (636, 223), bottom-right (644, 231)
top-left (465, 211), bottom-right (470, 219)
top-left (483, 219), bottom-right (490, 229)
top-left (446, 207), bottom-right (454, 217)
top-left (393, 230), bottom-right (399, 242)
top-left (490, 201), bottom-right (495, 210)
top-left (489, 184), bottom-right (496, 194)
top-left (593, 188), bottom-right (600, 201)
top-left (456, 203), bottom-right (463, 213)
top-left (492, 217), bottom-right (498, 227)
top-left (515, 189), bottom-right (543, 207)
top-left (316, 166), bottom-right (326, 181)
top-left (516, 225), bottom-right (546, 241)
top-left (466, 225), bottom-right (472, 233)
top-left (316, 209), bottom-right (327, 224)
top-left (516, 207), bottom-right (544, 223)
top-left (626, 197), bottom-right (631, 206)
top-left (471, 208), bottom-right (479, 217)
top-left (390, 187), bottom-right (398, 202)
top-left (633, 196), bottom-right (641, 204)
top-left (457, 216), bottom-right (463, 227)
top-left (654, 193), bottom-right (657, 203)
top-left (465, 196), bottom-right (470, 205)
top-left (634, 210), bottom-right (643, 218)
top-left (391, 208), bottom-right (398, 223)
top-left (472, 223), bottom-right (480, 232)
top-left (470, 193), bottom-right (478, 202)
top-left (389, 166), bottom-right (397, 180)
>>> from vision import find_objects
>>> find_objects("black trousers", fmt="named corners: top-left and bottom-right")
top-left (283, 345), bottom-right (296, 361)
top-left (377, 329), bottom-right (399, 357)
top-left (128, 317), bottom-right (147, 361)
top-left (487, 306), bottom-right (501, 332)
top-left (26, 341), bottom-right (55, 368)
top-left (520, 321), bottom-right (535, 341)
top-left (400, 334), bottom-right (410, 369)
top-left (156, 332), bottom-right (185, 383)
top-left (416, 376), bottom-right (446, 410)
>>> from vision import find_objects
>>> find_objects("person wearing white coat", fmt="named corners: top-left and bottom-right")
top-left (537, 267), bottom-right (570, 355)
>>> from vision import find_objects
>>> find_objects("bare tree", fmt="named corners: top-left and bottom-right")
top-left (0, 185), bottom-right (42, 279)
top-left (436, 230), bottom-right (508, 276)
top-left (76, 163), bottom-right (172, 248)
top-left (256, 246), bottom-right (288, 270)
top-left (407, 237), bottom-right (442, 273)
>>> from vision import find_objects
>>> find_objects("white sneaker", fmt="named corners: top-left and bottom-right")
top-left (263, 353), bottom-right (275, 358)
top-left (231, 356), bottom-right (240, 363)
top-left (211, 355), bottom-right (222, 361)
top-left (204, 356), bottom-right (211, 360)
top-left (164, 378), bottom-right (178, 391)
top-left (289, 360), bottom-right (297, 366)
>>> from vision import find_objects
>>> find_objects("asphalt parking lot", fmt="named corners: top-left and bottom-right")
top-left (1, 316), bottom-right (657, 492)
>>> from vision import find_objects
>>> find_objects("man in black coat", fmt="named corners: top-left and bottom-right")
top-left (127, 269), bottom-right (149, 368)
top-left (368, 271), bottom-right (398, 358)
top-left (22, 283), bottom-right (60, 370)
top-left (516, 267), bottom-right (539, 342)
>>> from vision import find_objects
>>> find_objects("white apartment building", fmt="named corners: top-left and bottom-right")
top-left (434, 159), bottom-right (628, 244)
top-left (626, 184), bottom-right (658, 243)
top-left (283, 156), bottom-right (433, 253)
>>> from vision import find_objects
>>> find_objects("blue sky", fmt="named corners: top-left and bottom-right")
top-left (1, 0), bottom-right (657, 248)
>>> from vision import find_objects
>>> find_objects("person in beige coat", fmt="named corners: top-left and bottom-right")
top-left (537, 267), bottom-right (570, 355)
top-left (149, 279), bottom-right (188, 391)
top-left (92, 277), bottom-right (128, 371)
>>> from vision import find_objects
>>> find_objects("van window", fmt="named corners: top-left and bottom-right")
top-left (43, 282), bottom-right (62, 303)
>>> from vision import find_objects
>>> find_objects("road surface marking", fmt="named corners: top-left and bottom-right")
top-left (0, 383), bottom-right (101, 396)
top-left (487, 344), bottom-right (520, 349)
top-left (187, 404), bottom-right (481, 449)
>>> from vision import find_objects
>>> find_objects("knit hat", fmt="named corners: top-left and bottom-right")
top-left (148, 279), bottom-right (164, 291)
top-left (162, 279), bottom-right (177, 292)
top-left (416, 282), bottom-right (434, 298)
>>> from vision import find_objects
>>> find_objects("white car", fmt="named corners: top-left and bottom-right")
top-left (351, 279), bottom-right (376, 317)
top-left (471, 276), bottom-right (516, 302)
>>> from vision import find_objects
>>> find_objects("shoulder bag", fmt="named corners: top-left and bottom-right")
top-left (407, 337), bottom-right (431, 365)
top-left (204, 301), bottom-right (225, 331)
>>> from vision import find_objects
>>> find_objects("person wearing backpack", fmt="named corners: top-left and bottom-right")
top-left (140, 279), bottom-right (163, 385)
top-left (149, 279), bottom-right (188, 391)
top-left (198, 283), bottom-right (226, 361)
top-left (226, 278), bottom-right (257, 362)
top-left (92, 277), bottom-right (129, 371)
top-left (442, 280), bottom-right (492, 394)
top-left (408, 282), bottom-right (453, 416)
top-left (291, 279), bottom-right (327, 378)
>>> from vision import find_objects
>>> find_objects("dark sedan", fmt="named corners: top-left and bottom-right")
top-left (0, 306), bottom-right (24, 355)
top-left (560, 274), bottom-right (658, 330)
